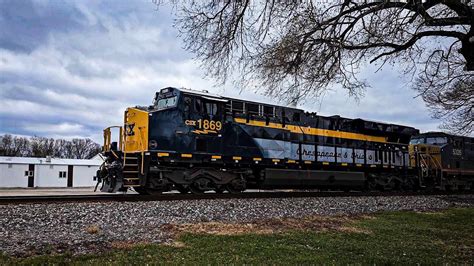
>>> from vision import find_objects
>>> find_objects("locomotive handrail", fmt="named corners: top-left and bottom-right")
top-left (103, 126), bottom-right (123, 152)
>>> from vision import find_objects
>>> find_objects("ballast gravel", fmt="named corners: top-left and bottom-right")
top-left (0, 194), bottom-right (472, 256)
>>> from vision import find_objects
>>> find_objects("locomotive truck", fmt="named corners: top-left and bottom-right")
top-left (96, 87), bottom-right (474, 194)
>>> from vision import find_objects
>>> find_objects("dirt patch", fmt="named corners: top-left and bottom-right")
top-left (161, 215), bottom-right (372, 237)
top-left (110, 241), bottom-right (148, 251)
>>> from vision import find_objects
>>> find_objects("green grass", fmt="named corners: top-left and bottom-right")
top-left (2, 208), bottom-right (473, 265)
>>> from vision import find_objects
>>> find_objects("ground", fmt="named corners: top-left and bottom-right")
top-left (1, 207), bottom-right (473, 264)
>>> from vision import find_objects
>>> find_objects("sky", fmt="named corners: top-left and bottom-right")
top-left (0, 0), bottom-right (442, 143)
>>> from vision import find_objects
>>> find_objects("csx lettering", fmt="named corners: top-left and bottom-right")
top-left (185, 120), bottom-right (196, 126)
top-left (125, 123), bottom-right (135, 136)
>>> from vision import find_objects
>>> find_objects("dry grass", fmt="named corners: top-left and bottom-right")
top-left (85, 225), bottom-right (100, 235)
top-left (161, 215), bottom-right (372, 237)
top-left (110, 241), bottom-right (143, 250)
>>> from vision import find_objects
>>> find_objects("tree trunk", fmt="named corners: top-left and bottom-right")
top-left (460, 28), bottom-right (474, 71)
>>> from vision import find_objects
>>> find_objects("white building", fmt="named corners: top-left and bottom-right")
top-left (0, 156), bottom-right (103, 188)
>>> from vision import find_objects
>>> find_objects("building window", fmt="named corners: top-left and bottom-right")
top-left (8, 164), bottom-right (12, 168)
top-left (59, 171), bottom-right (67, 178)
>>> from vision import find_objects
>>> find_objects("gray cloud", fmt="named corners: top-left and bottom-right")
top-left (0, 0), bottom-right (448, 143)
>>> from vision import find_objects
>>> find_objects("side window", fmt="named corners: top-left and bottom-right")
top-left (194, 98), bottom-right (203, 113)
top-left (205, 102), bottom-right (218, 116)
top-left (183, 96), bottom-right (192, 119)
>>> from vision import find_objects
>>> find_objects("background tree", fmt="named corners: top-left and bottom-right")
top-left (161, 0), bottom-right (474, 134)
top-left (0, 135), bottom-right (101, 159)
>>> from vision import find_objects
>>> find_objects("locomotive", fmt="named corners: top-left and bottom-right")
top-left (96, 87), bottom-right (474, 194)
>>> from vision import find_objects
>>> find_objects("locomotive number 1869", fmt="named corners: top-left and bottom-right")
top-left (197, 119), bottom-right (222, 131)
top-left (185, 119), bottom-right (222, 131)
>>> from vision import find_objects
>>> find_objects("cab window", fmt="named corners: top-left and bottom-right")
top-left (409, 138), bottom-right (425, 144)
top-left (426, 137), bottom-right (447, 146)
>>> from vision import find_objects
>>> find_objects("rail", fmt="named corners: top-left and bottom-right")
top-left (0, 190), bottom-right (472, 205)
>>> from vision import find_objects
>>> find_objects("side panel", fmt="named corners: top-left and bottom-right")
top-left (264, 168), bottom-right (365, 188)
top-left (124, 108), bottom-right (149, 152)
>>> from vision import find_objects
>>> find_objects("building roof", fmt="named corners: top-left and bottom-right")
top-left (0, 156), bottom-right (103, 166)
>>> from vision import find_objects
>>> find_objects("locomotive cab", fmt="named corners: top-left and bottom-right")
top-left (409, 132), bottom-right (474, 190)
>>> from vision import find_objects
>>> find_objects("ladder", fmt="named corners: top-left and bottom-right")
top-left (122, 153), bottom-right (141, 187)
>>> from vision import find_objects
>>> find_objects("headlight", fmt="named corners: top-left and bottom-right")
top-left (149, 140), bottom-right (158, 149)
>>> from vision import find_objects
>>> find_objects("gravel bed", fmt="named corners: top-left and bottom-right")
top-left (0, 194), bottom-right (472, 257)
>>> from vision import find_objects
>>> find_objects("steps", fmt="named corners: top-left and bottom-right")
top-left (123, 153), bottom-right (141, 187)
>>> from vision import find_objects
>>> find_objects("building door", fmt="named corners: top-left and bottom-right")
top-left (67, 165), bottom-right (73, 187)
top-left (28, 164), bottom-right (34, 187)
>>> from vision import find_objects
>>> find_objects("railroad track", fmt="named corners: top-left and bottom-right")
top-left (0, 190), bottom-right (472, 205)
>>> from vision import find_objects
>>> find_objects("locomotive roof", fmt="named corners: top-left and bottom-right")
top-left (415, 131), bottom-right (474, 141)
top-left (162, 87), bottom-right (419, 132)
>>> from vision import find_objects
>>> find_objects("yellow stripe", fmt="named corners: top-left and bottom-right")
top-left (253, 157), bottom-right (262, 161)
top-left (234, 118), bottom-right (387, 143)
top-left (181, 154), bottom-right (192, 158)
top-left (341, 163), bottom-right (348, 166)
top-left (304, 161), bottom-right (312, 164)
top-left (356, 164), bottom-right (362, 167)
top-left (157, 152), bottom-right (169, 157)
top-left (322, 162), bottom-right (330, 165)
top-left (272, 159), bottom-right (280, 162)
top-left (287, 160), bottom-right (296, 163)
top-left (211, 155), bottom-right (221, 159)
top-left (370, 164), bottom-right (377, 168)
top-left (233, 156), bottom-right (242, 160)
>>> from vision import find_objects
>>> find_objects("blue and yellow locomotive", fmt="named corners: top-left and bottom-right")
top-left (97, 87), bottom-right (473, 194)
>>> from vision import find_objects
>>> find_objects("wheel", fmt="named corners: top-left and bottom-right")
top-left (226, 178), bottom-right (246, 194)
top-left (214, 186), bottom-right (225, 193)
top-left (134, 187), bottom-right (150, 195)
top-left (189, 177), bottom-right (212, 194)
top-left (175, 184), bottom-right (190, 194)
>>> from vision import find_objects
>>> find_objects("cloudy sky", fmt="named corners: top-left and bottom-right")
top-left (0, 0), bottom-right (441, 143)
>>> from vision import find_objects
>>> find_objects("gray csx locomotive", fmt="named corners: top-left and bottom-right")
top-left (97, 87), bottom-right (474, 194)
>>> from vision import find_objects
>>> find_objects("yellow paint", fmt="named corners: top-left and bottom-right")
top-left (322, 162), bottom-right (330, 165)
top-left (181, 154), bottom-right (193, 158)
top-left (233, 156), bottom-right (242, 160)
top-left (408, 144), bottom-right (442, 170)
top-left (212, 155), bottom-right (222, 159)
top-left (287, 160), bottom-right (296, 163)
top-left (370, 165), bottom-right (377, 168)
top-left (304, 161), bottom-right (312, 164)
top-left (157, 152), bottom-right (169, 157)
top-left (124, 108), bottom-right (149, 152)
top-left (253, 157), bottom-right (262, 161)
top-left (356, 164), bottom-right (362, 167)
top-left (341, 163), bottom-right (348, 166)
top-left (234, 118), bottom-right (387, 143)
top-left (272, 159), bottom-right (280, 162)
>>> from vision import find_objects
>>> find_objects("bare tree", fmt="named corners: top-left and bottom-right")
top-left (70, 138), bottom-right (101, 159)
top-left (0, 135), bottom-right (30, 156)
top-left (160, 0), bottom-right (474, 134)
top-left (0, 135), bottom-right (101, 159)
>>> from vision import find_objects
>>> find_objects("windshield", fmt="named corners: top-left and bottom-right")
top-left (426, 137), bottom-right (448, 146)
top-left (409, 138), bottom-right (424, 144)
top-left (156, 96), bottom-right (178, 110)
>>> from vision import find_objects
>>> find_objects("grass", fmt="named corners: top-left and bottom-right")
top-left (2, 207), bottom-right (473, 265)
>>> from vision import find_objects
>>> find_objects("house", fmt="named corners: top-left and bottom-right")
top-left (0, 156), bottom-right (103, 188)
